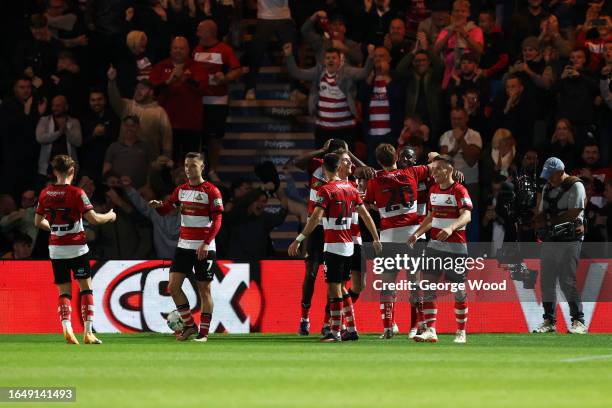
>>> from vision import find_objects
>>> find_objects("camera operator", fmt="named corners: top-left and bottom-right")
top-left (533, 157), bottom-right (587, 334)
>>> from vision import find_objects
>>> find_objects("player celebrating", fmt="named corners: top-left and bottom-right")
top-left (365, 144), bottom-right (433, 339)
top-left (287, 139), bottom-right (372, 336)
top-left (288, 153), bottom-right (382, 342)
top-left (409, 155), bottom-right (472, 344)
top-left (149, 152), bottom-right (223, 342)
top-left (34, 155), bottom-right (117, 345)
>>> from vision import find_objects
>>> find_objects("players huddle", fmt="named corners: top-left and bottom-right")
top-left (35, 144), bottom-right (472, 344)
top-left (289, 141), bottom-right (472, 343)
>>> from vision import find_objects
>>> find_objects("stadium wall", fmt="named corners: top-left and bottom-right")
top-left (1, 260), bottom-right (611, 334)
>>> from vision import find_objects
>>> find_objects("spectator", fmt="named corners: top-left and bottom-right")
top-left (301, 11), bottom-right (363, 67)
top-left (107, 66), bottom-right (173, 158)
top-left (546, 118), bottom-right (579, 172)
top-left (446, 53), bottom-right (489, 109)
top-left (103, 115), bottom-right (155, 188)
top-left (576, 9), bottom-right (612, 73)
top-left (12, 14), bottom-right (63, 91)
top-left (358, 46), bottom-right (406, 165)
top-left (1, 233), bottom-right (33, 260)
top-left (45, 0), bottom-right (88, 49)
top-left (571, 143), bottom-right (612, 208)
top-left (395, 49), bottom-right (445, 145)
top-left (149, 36), bottom-right (208, 160)
top-left (361, 0), bottom-right (400, 46)
top-left (416, 0), bottom-right (450, 49)
top-left (223, 188), bottom-right (288, 261)
top-left (0, 78), bottom-right (45, 199)
top-left (477, 8), bottom-right (508, 95)
top-left (0, 189), bottom-right (39, 243)
top-left (490, 74), bottom-right (536, 154)
top-left (193, 20), bottom-right (242, 182)
top-left (537, 15), bottom-right (573, 59)
top-left (602, 179), bottom-right (612, 241)
top-left (49, 50), bottom-right (89, 117)
top-left (556, 48), bottom-right (601, 144)
top-left (80, 88), bottom-right (120, 182)
top-left (384, 18), bottom-right (413, 69)
top-left (121, 175), bottom-right (179, 259)
top-left (433, 0), bottom-right (484, 89)
top-left (583, 176), bottom-right (607, 242)
top-left (35, 95), bottom-right (82, 181)
top-left (462, 88), bottom-right (488, 138)
top-left (130, 1), bottom-right (173, 66)
top-left (397, 114), bottom-right (430, 150)
top-left (439, 107), bottom-right (482, 194)
top-left (244, 0), bottom-right (296, 100)
top-left (284, 43), bottom-right (374, 149)
top-left (508, 0), bottom-right (549, 60)
top-left (117, 31), bottom-right (155, 98)
top-left (480, 128), bottom-right (517, 192)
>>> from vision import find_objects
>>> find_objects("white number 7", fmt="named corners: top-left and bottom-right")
top-left (206, 260), bottom-right (213, 271)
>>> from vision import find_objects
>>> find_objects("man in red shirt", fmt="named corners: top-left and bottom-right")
top-left (149, 152), bottom-right (223, 342)
top-left (193, 20), bottom-right (242, 182)
top-left (149, 37), bottom-right (209, 161)
top-left (409, 155), bottom-right (472, 344)
top-left (289, 153), bottom-right (381, 341)
top-left (34, 155), bottom-right (117, 345)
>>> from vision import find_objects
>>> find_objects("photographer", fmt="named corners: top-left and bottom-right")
top-left (533, 157), bottom-right (587, 334)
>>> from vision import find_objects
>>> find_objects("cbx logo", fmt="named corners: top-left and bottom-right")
top-left (92, 261), bottom-right (257, 334)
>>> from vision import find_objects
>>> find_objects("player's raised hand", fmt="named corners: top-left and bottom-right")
top-left (107, 64), bottom-right (117, 80)
top-left (196, 243), bottom-right (209, 260)
top-left (148, 200), bottom-right (163, 208)
top-left (288, 240), bottom-right (301, 257)
top-left (107, 209), bottom-right (117, 222)
top-left (373, 240), bottom-right (382, 255)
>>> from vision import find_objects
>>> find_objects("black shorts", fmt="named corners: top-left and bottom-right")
top-left (202, 104), bottom-right (229, 140)
top-left (305, 225), bottom-right (324, 266)
top-left (351, 244), bottom-right (362, 273)
top-left (323, 252), bottom-right (352, 283)
top-left (170, 247), bottom-right (220, 282)
top-left (421, 247), bottom-right (468, 284)
top-left (51, 253), bottom-right (91, 284)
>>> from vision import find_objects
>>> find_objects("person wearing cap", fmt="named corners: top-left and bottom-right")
top-left (533, 157), bottom-right (588, 334)
top-left (302, 11), bottom-right (363, 67)
top-left (107, 64), bottom-right (173, 159)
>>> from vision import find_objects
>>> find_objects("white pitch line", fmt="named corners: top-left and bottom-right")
top-left (561, 354), bottom-right (612, 363)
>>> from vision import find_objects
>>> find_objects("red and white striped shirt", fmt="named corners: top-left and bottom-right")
top-left (368, 78), bottom-right (391, 136)
top-left (157, 182), bottom-right (223, 250)
top-left (316, 180), bottom-right (363, 256)
top-left (365, 165), bottom-right (429, 242)
top-left (316, 72), bottom-right (356, 130)
top-left (428, 182), bottom-right (472, 254)
top-left (36, 184), bottom-right (93, 259)
top-left (193, 42), bottom-right (241, 105)
top-left (307, 157), bottom-right (326, 217)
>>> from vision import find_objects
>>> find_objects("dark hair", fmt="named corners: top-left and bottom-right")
top-left (89, 87), bottom-right (106, 96)
top-left (433, 154), bottom-right (455, 168)
top-left (376, 144), bottom-right (396, 167)
top-left (323, 153), bottom-right (341, 173)
top-left (30, 14), bottom-right (48, 28)
top-left (327, 138), bottom-right (348, 153)
top-left (185, 152), bottom-right (205, 162)
top-left (50, 155), bottom-right (75, 174)
top-left (325, 47), bottom-right (341, 56)
top-left (230, 177), bottom-right (251, 192)
top-left (582, 142), bottom-right (599, 151)
top-left (506, 74), bottom-right (524, 86)
top-left (479, 9), bottom-right (495, 18)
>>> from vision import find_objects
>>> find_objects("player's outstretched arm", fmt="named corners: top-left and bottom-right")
top-left (33, 214), bottom-right (51, 231)
top-left (356, 204), bottom-right (382, 254)
top-left (288, 207), bottom-right (324, 256)
top-left (83, 209), bottom-right (117, 225)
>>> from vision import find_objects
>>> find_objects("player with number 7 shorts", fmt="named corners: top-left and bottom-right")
top-left (149, 152), bottom-right (223, 342)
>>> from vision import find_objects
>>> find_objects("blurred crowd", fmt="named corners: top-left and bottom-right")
top-left (0, 0), bottom-right (611, 261)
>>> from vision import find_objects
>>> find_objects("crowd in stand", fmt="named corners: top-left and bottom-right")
top-left (0, 0), bottom-right (611, 261)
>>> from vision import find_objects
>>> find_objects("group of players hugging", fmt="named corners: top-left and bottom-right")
top-left (35, 138), bottom-right (471, 345)
top-left (288, 139), bottom-right (472, 343)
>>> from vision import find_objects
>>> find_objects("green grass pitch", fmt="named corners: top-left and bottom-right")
top-left (1, 333), bottom-right (611, 408)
